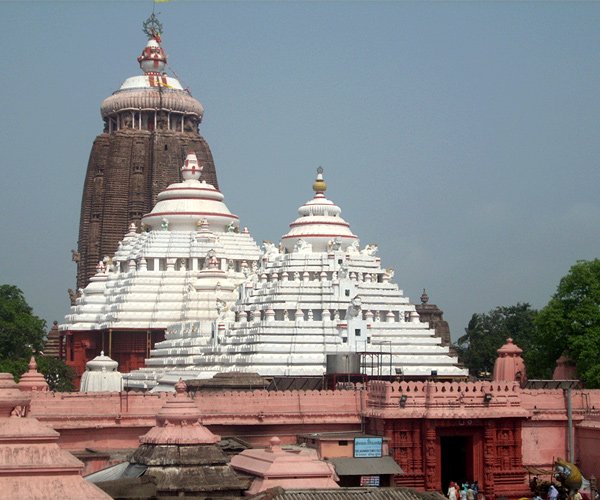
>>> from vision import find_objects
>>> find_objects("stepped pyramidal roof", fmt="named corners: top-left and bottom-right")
top-left (63, 152), bottom-right (261, 333)
top-left (125, 169), bottom-right (467, 390)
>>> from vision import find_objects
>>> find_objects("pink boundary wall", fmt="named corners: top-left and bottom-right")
top-left (29, 389), bottom-right (365, 449)
top-left (521, 388), bottom-right (600, 481)
top-left (28, 382), bottom-right (600, 487)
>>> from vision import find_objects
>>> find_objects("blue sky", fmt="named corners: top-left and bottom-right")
top-left (1, 1), bottom-right (599, 341)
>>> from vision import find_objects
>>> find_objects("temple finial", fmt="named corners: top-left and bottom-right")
top-left (142, 13), bottom-right (163, 41)
top-left (138, 15), bottom-right (167, 75)
top-left (312, 166), bottom-right (327, 194)
top-left (181, 152), bottom-right (202, 181)
top-left (174, 378), bottom-right (187, 394)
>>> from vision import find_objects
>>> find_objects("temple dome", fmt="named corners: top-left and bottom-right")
top-left (80, 352), bottom-right (123, 392)
top-left (492, 338), bottom-right (527, 385)
top-left (142, 152), bottom-right (238, 231)
top-left (100, 35), bottom-right (204, 120)
top-left (140, 379), bottom-right (219, 445)
top-left (282, 168), bottom-right (357, 253)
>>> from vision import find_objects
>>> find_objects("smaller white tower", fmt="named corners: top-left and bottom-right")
top-left (80, 352), bottom-right (123, 392)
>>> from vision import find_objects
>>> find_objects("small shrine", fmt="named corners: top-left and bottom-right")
top-left (230, 436), bottom-right (340, 495)
top-left (91, 379), bottom-right (248, 497)
top-left (492, 338), bottom-right (527, 385)
top-left (80, 352), bottom-right (123, 392)
top-left (0, 373), bottom-right (109, 498)
top-left (17, 356), bottom-right (49, 392)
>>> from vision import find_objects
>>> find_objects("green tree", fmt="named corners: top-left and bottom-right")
top-left (533, 259), bottom-right (600, 387)
top-left (0, 285), bottom-right (45, 358)
top-left (35, 357), bottom-right (75, 392)
top-left (0, 285), bottom-right (75, 391)
top-left (456, 303), bottom-right (538, 377)
top-left (0, 357), bottom-right (75, 392)
top-left (0, 358), bottom-right (28, 381)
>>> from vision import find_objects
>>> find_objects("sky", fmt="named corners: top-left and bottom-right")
top-left (1, 1), bottom-right (599, 341)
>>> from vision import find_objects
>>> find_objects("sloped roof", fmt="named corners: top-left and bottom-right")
top-left (248, 487), bottom-right (446, 500)
top-left (328, 456), bottom-right (403, 476)
top-left (85, 462), bottom-right (146, 483)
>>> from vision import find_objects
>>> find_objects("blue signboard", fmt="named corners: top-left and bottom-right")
top-left (354, 437), bottom-right (383, 458)
top-left (360, 475), bottom-right (381, 487)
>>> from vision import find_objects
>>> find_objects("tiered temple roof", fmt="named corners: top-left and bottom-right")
top-left (63, 152), bottom-right (261, 333)
top-left (89, 379), bottom-right (248, 497)
top-left (0, 374), bottom-right (109, 498)
top-left (125, 170), bottom-right (467, 389)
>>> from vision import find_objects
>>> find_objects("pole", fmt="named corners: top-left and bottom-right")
top-left (566, 387), bottom-right (574, 463)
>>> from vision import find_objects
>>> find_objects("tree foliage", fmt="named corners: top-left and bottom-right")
top-left (0, 357), bottom-right (75, 392)
top-left (0, 284), bottom-right (45, 359)
top-left (0, 358), bottom-right (28, 381)
top-left (533, 259), bottom-right (600, 387)
top-left (0, 284), bottom-right (75, 391)
top-left (456, 303), bottom-right (538, 377)
top-left (36, 357), bottom-right (75, 392)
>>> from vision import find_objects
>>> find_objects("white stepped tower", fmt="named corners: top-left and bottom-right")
top-left (125, 169), bottom-right (467, 390)
top-left (62, 153), bottom-right (261, 333)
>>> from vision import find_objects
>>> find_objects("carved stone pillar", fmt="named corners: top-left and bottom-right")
top-left (424, 420), bottom-right (438, 491)
top-left (483, 420), bottom-right (497, 497)
top-left (413, 421), bottom-right (423, 476)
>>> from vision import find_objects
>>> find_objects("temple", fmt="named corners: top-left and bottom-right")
top-left (25, 17), bottom-right (600, 500)
top-left (62, 152), bottom-right (260, 382)
top-left (76, 14), bottom-right (219, 290)
top-left (125, 168), bottom-right (467, 390)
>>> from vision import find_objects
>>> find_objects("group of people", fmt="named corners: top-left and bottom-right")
top-left (447, 481), bottom-right (480, 500)
top-left (529, 478), bottom-right (591, 500)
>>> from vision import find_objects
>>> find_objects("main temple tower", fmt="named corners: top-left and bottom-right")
top-left (76, 15), bottom-right (218, 289)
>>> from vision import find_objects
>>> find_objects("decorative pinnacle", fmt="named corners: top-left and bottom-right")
top-left (175, 378), bottom-right (187, 394)
top-left (312, 166), bottom-right (327, 194)
top-left (142, 13), bottom-right (163, 40)
top-left (181, 152), bottom-right (202, 181)
top-left (28, 356), bottom-right (37, 371)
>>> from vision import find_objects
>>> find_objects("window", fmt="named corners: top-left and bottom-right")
top-left (338, 440), bottom-right (349, 446)
top-left (355, 329), bottom-right (361, 336)
top-left (345, 289), bottom-right (350, 297)
top-left (342, 337), bottom-right (348, 343)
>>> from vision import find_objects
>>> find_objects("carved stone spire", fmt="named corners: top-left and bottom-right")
top-left (17, 357), bottom-right (49, 392)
